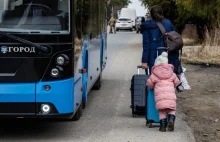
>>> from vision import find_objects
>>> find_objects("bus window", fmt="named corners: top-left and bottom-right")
top-left (0, 0), bottom-right (70, 34)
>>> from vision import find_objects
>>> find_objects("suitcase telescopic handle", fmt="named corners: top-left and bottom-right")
top-left (137, 65), bottom-right (150, 75)
top-left (157, 47), bottom-right (168, 50)
top-left (157, 47), bottom-right (168, 57)
top-left (137, 65), bottom-right (142, 68)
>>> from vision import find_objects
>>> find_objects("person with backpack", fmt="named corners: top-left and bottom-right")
top-left (141, 5), bottom-right (183, 75)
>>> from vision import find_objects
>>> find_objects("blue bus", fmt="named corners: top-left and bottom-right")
top-left (0, 0), bottom-right (107, 121)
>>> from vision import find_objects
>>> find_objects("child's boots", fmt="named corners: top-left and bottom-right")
top-left (159, 118), bottom-right (167, 132)
top-left (167, 114), bottom-right (175, 131)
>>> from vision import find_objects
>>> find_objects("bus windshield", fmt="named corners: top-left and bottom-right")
top-left (0, 0), bottom-right (70, 34)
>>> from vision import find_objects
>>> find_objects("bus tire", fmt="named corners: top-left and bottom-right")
top-left (82, 102), bottom-right (86, 109)
top-left (92, 73), bottom-right (102, 90)
top-left (71, 103), bottom-right (82, 121)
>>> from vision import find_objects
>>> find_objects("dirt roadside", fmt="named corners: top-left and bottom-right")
top-left (177, 63), bottom-right (220, 142)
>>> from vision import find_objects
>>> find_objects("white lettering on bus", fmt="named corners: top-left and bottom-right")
top-left (30, 47), bottom-right (36, 53)
top-left (7, 47), bottom-right (36, 53)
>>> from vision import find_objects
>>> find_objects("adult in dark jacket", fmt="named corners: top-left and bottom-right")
top-left (141, 5), bottom-right (182, 75)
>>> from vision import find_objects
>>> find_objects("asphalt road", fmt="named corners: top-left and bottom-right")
top-left (0, 30), bottom-right (196, 142)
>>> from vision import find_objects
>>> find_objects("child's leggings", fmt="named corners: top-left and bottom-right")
top-left (159, 109), bottom-right (176, 120)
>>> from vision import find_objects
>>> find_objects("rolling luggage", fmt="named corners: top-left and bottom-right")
top-left (146, 88), bottom-right (160, 127)
top-left (130, 66), bottom-right (149, 117)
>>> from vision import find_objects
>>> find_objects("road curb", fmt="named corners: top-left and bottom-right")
top-left (177, 110), bottom-right (196, 142)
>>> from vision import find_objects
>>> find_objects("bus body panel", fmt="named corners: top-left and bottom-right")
top-left (102, 32), bottom-right (107, 70)
top-left (82, 36), bottom-right (89, 103)
top-left (87, 37), bottom-right (101, 91)
top-left (74, 76), bottom-right (83, 111)
top-left (74, 47), bottom-right (83, 111)
top-left (102, 7), bottom-right (108, 71)
top-left (100, 35), bottom-right (104, 69)
top-left (0, 83), bottom-right (35, 102)
top-left (36, 78), bottom-right (74, 114)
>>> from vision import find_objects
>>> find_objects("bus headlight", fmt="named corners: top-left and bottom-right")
top-left (42, 51), bottom-right (71, 81)
top-left (51, 68), bottom-right (59, 77)
top-left (56, 56), bottom-right (65, 65)
top-left (56, 54), bottom-right (69, 66)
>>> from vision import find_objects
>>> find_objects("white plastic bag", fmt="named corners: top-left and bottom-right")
top-left (177, 67), bottom-right (191, 91)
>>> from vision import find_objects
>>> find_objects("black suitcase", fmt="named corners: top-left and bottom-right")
top-left (130, 66), bottom-right (149, 117)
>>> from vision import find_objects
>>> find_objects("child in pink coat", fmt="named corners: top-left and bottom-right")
top-left (147, 52), bottom-right (180, 132)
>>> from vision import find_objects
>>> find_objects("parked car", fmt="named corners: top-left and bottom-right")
top-left (116, 17), bottom-right (133, 31)
top-left (135, 16), bottom-right (145, 33)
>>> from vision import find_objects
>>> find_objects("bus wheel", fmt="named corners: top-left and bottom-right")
top-left (92, 73), bottom-right (102, 90)
top-left (82, 102), bottom-right (86, 109)
top-left (71, 104), bottom-right (82, 121)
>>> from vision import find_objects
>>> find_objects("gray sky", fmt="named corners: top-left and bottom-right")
top-left (128, 0), bottom-right (148, 16)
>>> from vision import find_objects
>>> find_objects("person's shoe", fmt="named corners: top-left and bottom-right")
top-left (159, 118), bottom-right (167, 132)
top-left (167, 114), bottom-right (175, 131)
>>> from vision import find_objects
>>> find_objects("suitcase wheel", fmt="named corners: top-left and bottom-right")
top-left (148, 123), bottom-right (153, 128)
top-left (146, 120), bottom-right (149, 126)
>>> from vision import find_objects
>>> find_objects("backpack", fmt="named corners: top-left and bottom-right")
top-left (157, 22), bottom-right (183, 52)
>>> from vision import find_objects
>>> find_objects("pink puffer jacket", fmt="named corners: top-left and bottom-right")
top-left (147, 64), bottom-right (180, 111)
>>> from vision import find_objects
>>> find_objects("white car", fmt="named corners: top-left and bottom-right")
top-left (116, 17), bottom-right (133, 31)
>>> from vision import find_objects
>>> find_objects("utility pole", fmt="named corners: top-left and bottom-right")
top-left (105, 0), bottom-right (113, 17)
top-left (112, 6), bottom-right (114, 17)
